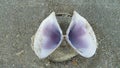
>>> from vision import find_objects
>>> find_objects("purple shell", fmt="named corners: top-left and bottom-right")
top-left (66, 11), bottom-right (97, 58)
top-left (33, 12), bottom-right (63, 59)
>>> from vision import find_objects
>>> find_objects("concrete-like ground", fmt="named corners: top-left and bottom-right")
top-left (0, 0), bottom-right (120, 68)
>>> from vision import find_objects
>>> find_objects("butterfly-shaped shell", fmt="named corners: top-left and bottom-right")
top-left (66, 11), bottom-right (98, 58)
top-left (32, 11), bottom-right (97, 60)
top-left (32, 12), bottom-right (63, 59)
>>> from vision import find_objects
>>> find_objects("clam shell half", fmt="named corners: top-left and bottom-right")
top-left (66, 11), bottom-right (98, 58)
top-left (33, 12), bottom-right (63, 59)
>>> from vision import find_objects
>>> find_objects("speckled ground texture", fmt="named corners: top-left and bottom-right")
top-left (0, 0), bottom-right (120, 68)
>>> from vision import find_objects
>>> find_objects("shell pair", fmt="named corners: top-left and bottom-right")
top-left (32, 11), bottom-right (98, 59)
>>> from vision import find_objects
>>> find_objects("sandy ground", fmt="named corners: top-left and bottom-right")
top-left (0, 0), bottom-right (120, 68)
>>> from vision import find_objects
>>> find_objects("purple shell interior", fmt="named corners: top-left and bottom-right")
top-left (43, 23), bottom-right (61, 49)
top-left (68, 23), bottom-right (88, 48)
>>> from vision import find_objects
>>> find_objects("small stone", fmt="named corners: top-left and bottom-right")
top-left (45, 61), bottom-right (50, 66)
top-left (12, 64), bottom-right (15, 67)
top-left (16, 34), bottom-right (20, 38)
top-left (16, 50), bottom-right (24, 56)
top-left (5, 35), bottom-right (9, 38)
top-left (71, 59), bottom-right (78, 66)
